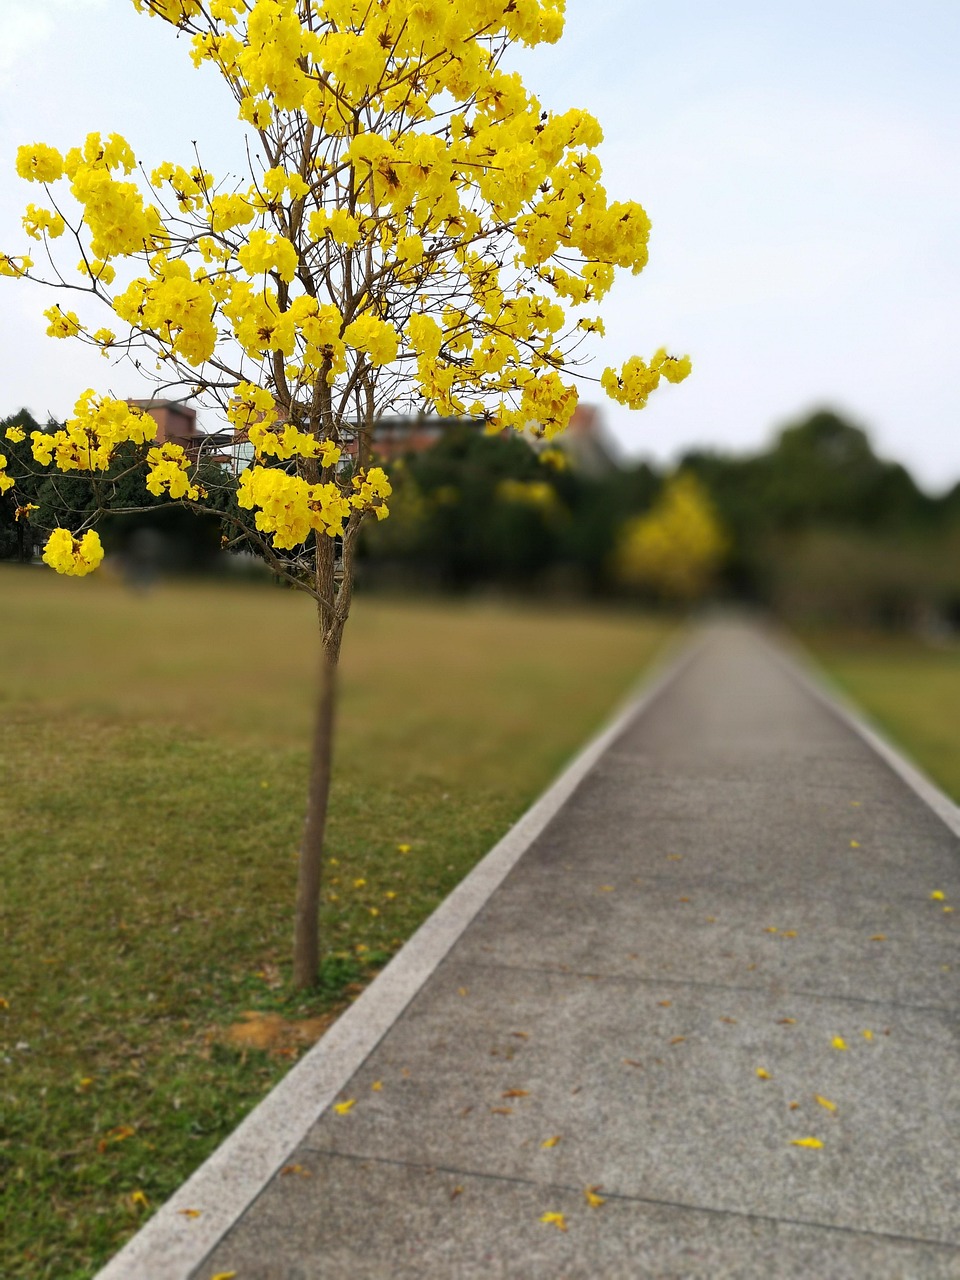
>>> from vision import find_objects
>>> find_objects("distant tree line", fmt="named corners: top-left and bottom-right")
top-left (5, 404), bottom-right (958, 629)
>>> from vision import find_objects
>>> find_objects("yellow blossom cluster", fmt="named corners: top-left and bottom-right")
top-left (30, 392), bottom-right (155, 472)
top-left (23, 205), bottom-right (65, 241)
top-left (350, 467), bottom-right (392, 519)
top-left (0, 253), bottom-right (32, 277)
top-left (497, 478), bottom-right (558, 510)
top-left (230, 383), bottom-right (343, 462)
top-left (41, 528), bottom-right (105, 576)
top-left (237, 466), bottom-right (353, 546)
top-left (602, 350), bottom-right (694, 411)
top-left (0, 454), bottom-right (14, 494)
top-left (145, 443), bottom-right (201, 500)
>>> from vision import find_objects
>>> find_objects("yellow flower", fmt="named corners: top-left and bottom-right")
top-left (0, 253), bottom-right (32, 277)
top-left (539, 1211), bottom-right (567, 1231)
top-left (831, 1037), bottom-right (848, 1051)
top-left (16, 143), bottom-right (63, 183)
top-left (23, 204), bottom-right (66, 240)
top-left (237, 228), bottom-right (298, 282)
top-left (333, 1099), bottom-right (355, 1115)
top-left (44, 306), bottom-right (82, 339)
top-left (343, 315), bottom-right (399, 366)
top-left (756, 1068), bottom-right (771, 1080)
top-left (42, 528), bottom-right (104, 577)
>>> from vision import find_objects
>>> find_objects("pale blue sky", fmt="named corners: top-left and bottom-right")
top-left (1, 0), bottom-right (957, 489)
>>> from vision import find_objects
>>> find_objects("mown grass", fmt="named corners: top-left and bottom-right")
top-left (804, 630), bottom-right (960, 802)
top-left (0, 565), bottom-right (673, 1279)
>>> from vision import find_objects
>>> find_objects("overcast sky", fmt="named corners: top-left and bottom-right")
top-left (1, 0), bottom-right (957, 490)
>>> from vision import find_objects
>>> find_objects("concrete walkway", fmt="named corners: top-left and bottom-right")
top-left (137, 625), bottom-right (960, 1277)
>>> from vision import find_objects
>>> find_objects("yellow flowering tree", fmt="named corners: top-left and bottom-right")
top-left (1, 0), bottom-right (690, 988)
top-left (614, 472), bottom-right (726, 602)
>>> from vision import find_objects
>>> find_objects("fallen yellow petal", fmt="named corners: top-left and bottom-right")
top-left (333, 1099), bottom-right (356, 1115)
top-left (281, 1164), bottom-right (312, 1177)
top-left (850, 841), bottom-right (860, 849)
top-left (870, 935), bottom-right (886, 942)
top-left (584, 1185), bottom-right (606, 1208)
top-left (756, 1068), bottom-right (771, 1080)
top-left (599, 885), bottom-right (614, 892)
top-left (371, 1081), bottom-right (383, 1092)
top-left (541, 1135), bottom-right (561, 1148)
top-left (931, 890), bottom-right (946, 901)
top-left (815, 1095), bottom-right (837, 1112)
top-left (791, 1137), bottom-right (824, 1149)
top-left (777, 1018), bottom-right (797, 1025)
top-left (831, 1037), bottom-right (848, 1051)
top-left (0, 997), bottom-right (9, 1010)
top-left (669, 1035), bottom-right (686, 1045)
top-left (211, 1273), bottom-right (238, 1280)
top-left (862, 1029), bottom-right (874, 1041)
top-left (502, 1089), bottom-right (529, 1098)
top-left (764, 926), bottom-right (779, 934)
top-left (178, 1208), bottom-right (202, 1218)
top-left (130, 1190), bottom-right (149, 1208)
top-left (353, 878), bottom-right (366, 888)
top-left (458, 987), bottom-right (469, 997)
top-left (397, 844), bottom-right (411, 853)
top-left (540, 1211), bottom-right (568, 1231)
top-left (781, 930), bottom-right (797, 938)
top-left (945, 906), bottom-right (954, 914)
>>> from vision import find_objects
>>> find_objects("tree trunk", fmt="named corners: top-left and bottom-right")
top-left (293, 633), bottom-right (339, 989)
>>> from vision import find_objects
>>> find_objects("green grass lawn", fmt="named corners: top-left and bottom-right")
top-left (804, 630), bottom-right (960, 802)
top-left (0, 565), bottom-right (673, 1279)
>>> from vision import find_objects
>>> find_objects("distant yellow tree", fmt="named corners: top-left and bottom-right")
top-left (615, 472), bottom-right (726, 601)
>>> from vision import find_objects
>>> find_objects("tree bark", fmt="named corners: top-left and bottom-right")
top-left (293, 628), bottom-right (340, 989)
top-left (292, 528), bottom-right (345, 990)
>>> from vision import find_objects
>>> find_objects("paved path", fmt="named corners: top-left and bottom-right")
top-left (195, 625), bottom-right (957, 1277)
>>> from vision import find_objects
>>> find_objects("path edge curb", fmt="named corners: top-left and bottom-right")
top-left (95, 626), bottom-right (703, 1280)
top-left (764, 627), bottom-right (960, 841)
